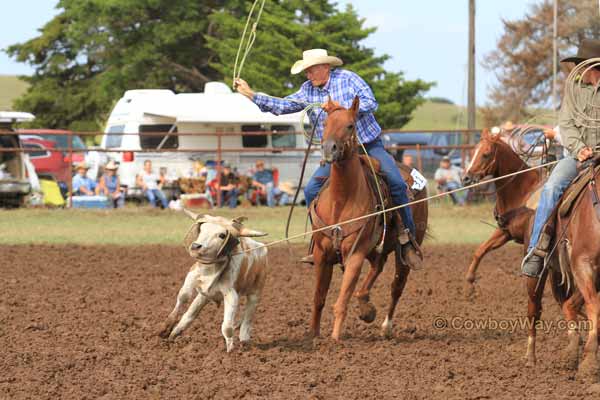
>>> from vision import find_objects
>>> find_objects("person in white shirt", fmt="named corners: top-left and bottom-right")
top-left (434, 156), bottom-right (465, 205)
top-left (136, 160), bottom-right (168, 208)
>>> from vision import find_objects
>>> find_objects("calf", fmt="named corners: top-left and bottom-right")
top-left (159, 210), bottom-right (268, 352)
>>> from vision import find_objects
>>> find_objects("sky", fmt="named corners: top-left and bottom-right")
top-left (0, 0), bottom-right (539, 105)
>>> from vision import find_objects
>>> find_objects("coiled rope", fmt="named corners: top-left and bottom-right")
top-left (564, 58), bottom-right (600, 130)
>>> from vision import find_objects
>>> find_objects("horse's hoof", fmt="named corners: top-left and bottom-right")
top-left (381, 318), bottom-right (393, 338)
top-left (577, 356), bottom-right (600, 382)
top-left (358, 302), bottom-right (377, 324)
top-left (157, 322), bottom-right (174, 339)
top-left (562, 342), bottom-right (580, 370)
top-left (525, 353), bottom-right (536, 367)
top-left (465, 273), bottom-right (476, 284)
top-left (464, 282), bottom-right (476, 299)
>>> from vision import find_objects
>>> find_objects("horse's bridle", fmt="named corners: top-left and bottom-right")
top-left (322, 108), bottom-right (358, 163)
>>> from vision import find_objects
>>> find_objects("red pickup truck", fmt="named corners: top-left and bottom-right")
top-left (19, 130), bottom-right (86, 186)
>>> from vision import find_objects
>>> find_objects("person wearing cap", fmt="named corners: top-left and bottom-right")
top-left (235, 49), bottom-right (422, 268)
top-left (522, 39), bottom-right (600, 278)
top-left (96, 160), bottom-right (125, 208)
top-left (72, 163), bottom-right (96, 196)
top-left (252, 160), bottom-right (288, 207)
top-left (434, 156), bottom-right (465, 206)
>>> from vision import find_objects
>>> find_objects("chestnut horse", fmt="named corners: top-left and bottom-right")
top-left (463, 130), bottom-right (548, 364)
top-left (310, 96), bottom-right (428, 340)
top-left (463, 130), bottom-right (600, 375)
top-left (462, 130), bottom-right (542, 287)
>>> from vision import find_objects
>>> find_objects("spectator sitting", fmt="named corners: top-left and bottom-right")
top-left (252, 160), bottom-right (288, 207)
top-left (72, 163), bottom-right (96, 196)
top-left (218, 164), bottom-right (239, 208)
top-left (402, 154), bottom-right (414, 168)
top-left (96, 160), bottom-right (125, 208)
top-left (136, 160), bottom-right (168, 209)
top-left (434, 156), bottom-right (465, 206)
top-left (187, 160), bottom-right (207, 178)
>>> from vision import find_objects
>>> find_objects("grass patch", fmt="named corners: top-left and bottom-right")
top-left (0, 75), bottom-right (28, 111)
top-left (0, 202), bottom-right (500, 246)
top-left (403, 101), bottom-right (484, 130)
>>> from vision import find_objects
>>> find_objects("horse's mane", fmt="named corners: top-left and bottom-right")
top-left (484, 133), bottom-right (530, 170)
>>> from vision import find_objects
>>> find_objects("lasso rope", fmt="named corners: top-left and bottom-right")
top-left (564, 58), bottom-right (600, 130)
top-left (232, 0), bottom-right (266, 89)
top-left (232, 159), bottom-right (559, 256)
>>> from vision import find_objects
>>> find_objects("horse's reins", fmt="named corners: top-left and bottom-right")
top-left (478, 132), bottom-right (545, 196)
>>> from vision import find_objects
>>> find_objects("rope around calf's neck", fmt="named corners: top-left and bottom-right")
top-left (231, 159), bottom-right (560, 256)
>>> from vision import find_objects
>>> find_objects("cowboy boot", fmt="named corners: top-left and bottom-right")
top-left (394, 212), bottom-right (423, 270)
top-left (521, 231), bottom-right (552, 278)
top-left (300, 237), bottom-right (315, 264)
top-left (399, 228), bottom-right (424, 270)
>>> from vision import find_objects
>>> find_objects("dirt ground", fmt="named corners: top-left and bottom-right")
top-left (1, 243), bottom-right (600, 399)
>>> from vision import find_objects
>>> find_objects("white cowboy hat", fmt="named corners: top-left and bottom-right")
top-left (290, 49), bottom-right (343, 75)
top-left (104, 160), bottom-right (119, 170)
top-left (74, 162), bottom-right (90, 171)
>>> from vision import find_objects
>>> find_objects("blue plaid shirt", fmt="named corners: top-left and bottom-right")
top-left (252, 68), bottom-right (381, 144)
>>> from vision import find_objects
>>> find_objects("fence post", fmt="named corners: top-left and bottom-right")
top-left (68, 132), bottom-right (73, 208)
top-left (216, 133), bottom-right (222, 207)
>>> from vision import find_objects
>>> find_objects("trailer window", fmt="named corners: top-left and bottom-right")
top-left (105, 125), bottom-right (125, 148)
top-left (241, 125), bottom-right (267, 148)
top-left (271, 125), bottom-right (296, 148)
top-left (139, 124), bottom-right (178, 149)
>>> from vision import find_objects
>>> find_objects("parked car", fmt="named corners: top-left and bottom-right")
top-left (382, 132), bottom-right (470, 176)
top-left (0, 112), bottom-right (34, 207)
top-left (19, 136), bottom-right (71, 186)
top-left (19, 130), bottom-right (87, 190)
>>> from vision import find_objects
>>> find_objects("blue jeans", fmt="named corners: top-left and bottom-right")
top-left (145, 189), bottom-right (168, 208)
top-left (265, 182), bottom-right (290, 207)
top-left (304, 137), bottom-right (416, 235)
top-left (527, 157), bottom-right (578, 252)
top-left (220, 188), bottom-right (239, 208)
top-left (440, 181), bottom-right (466, 205)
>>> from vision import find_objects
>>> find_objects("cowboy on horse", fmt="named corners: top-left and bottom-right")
top-left (235, 49), bottom-right (423, 269)
top-left (522, 39), bottom-right (600, 277)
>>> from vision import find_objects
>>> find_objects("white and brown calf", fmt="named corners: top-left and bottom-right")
top-left (159, 211), bottom-right (268, 352)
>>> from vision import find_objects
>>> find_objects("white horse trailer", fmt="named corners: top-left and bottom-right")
top-left (100, 82), bottom-right (320, 200)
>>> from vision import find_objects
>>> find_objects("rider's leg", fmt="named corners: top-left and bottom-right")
top-left (522, 157), bottom-right (578, 277)
top-left (364, 138), bottom-right (422, 269)
top-left (303, 163), bottom-right (331, 208)
top-left (301, 163), bottom-right (331, 264)
top-left (363, 138), bottom-right (416, 235)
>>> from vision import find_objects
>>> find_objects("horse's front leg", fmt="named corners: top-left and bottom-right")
top-left (332, 252), bottom-right (366, 341)
top-left (465, 228), bottom-right (510, 285)
top-left (311, 245), bottom-right (333, 338)
top-left (525, 274), bottom-right (546, 366)
top-left (354, 252), bottom-right (387, 324)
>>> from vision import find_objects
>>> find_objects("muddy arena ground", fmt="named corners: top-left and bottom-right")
top-left (2, 243), bottom-right (600, 399)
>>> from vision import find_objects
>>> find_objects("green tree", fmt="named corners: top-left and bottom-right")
top-left (7, 0), bottom-right (432, 130)
top-left (483, 0), bottom-right (600, 123)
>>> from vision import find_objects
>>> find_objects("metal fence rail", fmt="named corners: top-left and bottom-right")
top-left (1, 129), bottom-right (479, 207)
